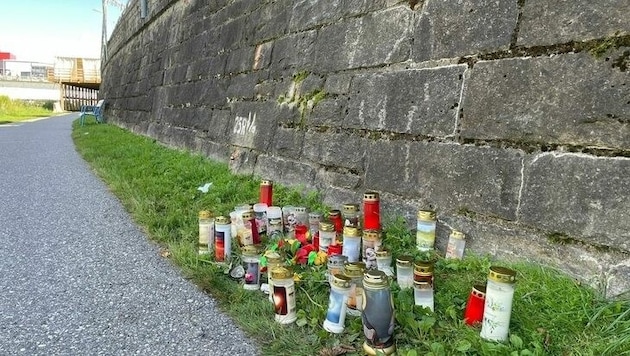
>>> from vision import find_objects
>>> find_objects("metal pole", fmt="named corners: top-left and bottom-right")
top-left (101, 0), bottom-right (108, 62)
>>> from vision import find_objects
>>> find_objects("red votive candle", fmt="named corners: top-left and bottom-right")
top-left (363, 191), bottom-right (380, 230)
top-left (464, 284), bottom-right (486, 326)
top-left (260, 180), bottom-right (273, 206)
top-left (327, 243), bottom-right (343, 256)
top-left (328, 210), bottom-right (343, 236)
top-left (294, 224), bottom-right (308, 245)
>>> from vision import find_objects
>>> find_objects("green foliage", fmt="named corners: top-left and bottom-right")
top-left (72, 121), bottom-right (630, 356)
top-left (0, 95), bottom-right (53, 122)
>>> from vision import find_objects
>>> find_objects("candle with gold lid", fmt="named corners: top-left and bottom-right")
top-left (480, 266), bottom-right (517, 342)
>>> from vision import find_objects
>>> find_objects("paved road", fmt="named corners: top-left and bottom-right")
top-left (0, 114), bottom-right (260, 355)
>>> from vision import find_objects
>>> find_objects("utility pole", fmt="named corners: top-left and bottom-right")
top-left (101, 0), bottom-right (108, 62)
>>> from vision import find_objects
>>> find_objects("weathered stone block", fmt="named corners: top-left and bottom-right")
top-left (316, 169), bottom-right (362, 190)
top-left (225, 47), bottom-right (255, 75)
top-left (269, 31), bottom-right (317, 77)
top-left (413, 0), bottom-right (518, 61)
top-left (228, 101), bottom-right (295, 152)
top-left (272, 126), bottom-right (306, 159)
top-left (289, 0), bottom-right (345, 32)
top-left (460, 52), bottom-right (630, 150)
top-left (254, 155), bottom-right (318, 189)
top-left (314, 7), bottom-right (413, 71)
top-left (302, 130), bottom-right (368, 172)
top-left (519, 153), bottom-right (630, 252)
top-left (250, 0), bottom-right (290, 43)
top-left (365, 140), bottom-right (524, 220)
top-left (324, 74), bottom-right (353, 95)
top-left (518, 0), bottom-right (630, 47)
top-left (309, 98), bottom-right (347, 127)
top-left (345, 66), bottom-right (465, 136)
top-left (226, 73), bottom-right (258, 100)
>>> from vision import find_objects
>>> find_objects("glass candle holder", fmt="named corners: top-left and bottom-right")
top-left (328, 209), bottom-right (343, 236)
top-left (480, 266), bottom-right (517, 342)
top-left (362, 229), bottom-right (382, 270)
top-left (242, 245), bottom-right (261, 291)
top-left (265, 251), bottom-right (283, 302)
top-left (242, 210), bottom-right (260, 245)
top-left (328, 243), bottom-right (343, 256)
top-left (282, 206), bottom-right (296, 237)
top-left (214, 216), bottom-right (231, 262)
top-left (260, 179), bottom-right (273, 206)
top-left (445, 229), bottom-right (466, 259)
top-left (266, 206), bottom-right (283, 240)
top-left (396, 255), bottom-right (414, 289)
top-left (413, 280), bottom-right (434, 312)
top-left (342, 226), bottom-right (362, 263)
top-left (327, 254), bottom-right (348, 284)
top-left (413, 260), bottom-right (434, 285)
top-left (294, 206), bottom-right (308, 226)
top-left (319, 222), bottom-right (335, 253)
top-left (270, 266), bottom-right (297, 324)
top-left (376, 249), bottom-right (394, 276)
top-left (464, 284), bottom-right (486, 326)
top-left (363, 192), bottom-right (380, 230)
top-left (342, 203), bottom-right (360, 228)
top-left (416, 210), bottom-right (436, 251)
top-left (362, 270), bottom-right (395, 356)
top-left (198, 210), bottom-right (214, 255)
top-left (343, 261), bottom-right (366, 316)
top-left (308, 212), bottom-right (322, 238)
top-left (253, 203), bottom-right (268, 240)
top-left (324, 274), bottom-right (352, 334)
top-left (294, 223), bottom-right (309, 245)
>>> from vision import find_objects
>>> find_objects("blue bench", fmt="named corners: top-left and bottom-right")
top-left (79, 99), bottom-right (105, 126)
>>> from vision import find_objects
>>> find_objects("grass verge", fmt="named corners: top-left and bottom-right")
top-left (72, 121), bottom-right (630, 356)
top-left (0, 95), bottom-right (54, 123)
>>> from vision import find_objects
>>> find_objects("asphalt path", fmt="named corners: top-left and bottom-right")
top-left (0, 114), bottom-right (260, 355)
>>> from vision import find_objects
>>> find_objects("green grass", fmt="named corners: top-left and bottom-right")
top-left (0, 95), bottom-right (54, 123)
top-left (72, 121), bottom-right (630, 356)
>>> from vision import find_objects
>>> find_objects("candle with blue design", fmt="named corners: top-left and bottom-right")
top-left (323, 274), bottom-right (352, 334)
top-left (362, 270), bottom-right (395, 355)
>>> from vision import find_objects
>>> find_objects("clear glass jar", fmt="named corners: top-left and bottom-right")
top-left (282, 206), bottom-right (296, 237)
top-left (342, 226), bottom-right (361, 263)
top-left (413, 260), bottom-right (434, 285)
top-left (240, 211), bottom-right (256, 246)
top-left (480, 266), bottom-right (517, 342)
top-left (293, 207), bottom-right (308, 227)
top-left (343, 261), bottom-right (366, 316)
top-left (242, 246), bottom-right (261, 291)
top-left (253, 203), bottom-right (268, 239)
top-left (445, 229), bottom-right (466, 259)
top-left (318, 222), bottom-right (335, 253)
top-left (308, 212), bottom-right (322, 238)
top-left (265, 251), bottom-right (283, 302)
top-left (413, 280), bottom-right (434, 311)
top-left (214, 216), bottom-right (231, 262)
top-left (266, 206), bottom-right (283, 240)
top-left (396, 255), bottom-right (414, 289)
top-left (362, 270), bottom-right (396, 355)
top-left (323, 274), bottom-right (352, 334)
top-left (327, 254), bottom-right (348, 284)
top-left (362, 229), bottom-right (382, 269)
top-left (376, 249), bottom-right (394, 276)
top-left (270, 266), bottom-right (296, 324)
top-left (416, 210), bottom-right (436, 251)
top-left (198, 210), bottom-right (214, 255)
top-left (342, 203), bottom-right (360, 228)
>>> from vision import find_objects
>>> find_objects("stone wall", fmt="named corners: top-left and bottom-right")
top-left (101, 0), bottom-right (630, 296)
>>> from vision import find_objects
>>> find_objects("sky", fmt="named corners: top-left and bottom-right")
top-left (0, 0), bottom-right (126, 64)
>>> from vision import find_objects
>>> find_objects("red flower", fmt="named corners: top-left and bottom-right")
top-left (295, 244), bottom-right (316, 265)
